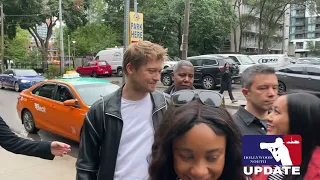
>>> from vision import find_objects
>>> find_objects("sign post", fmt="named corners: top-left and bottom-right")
top-left (129, 12), bottom-right (143, 44)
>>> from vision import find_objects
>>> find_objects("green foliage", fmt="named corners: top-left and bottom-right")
top-left (103, 0), bottom-right (235, 57)
top-left (55, 23), bottom-right (120, 56)
top-left (46, 65), bottom-right (61, 79)
top-left (4, 27), bottom-right (30, 62)
top-left (307, 41), bottom-right (320, 56)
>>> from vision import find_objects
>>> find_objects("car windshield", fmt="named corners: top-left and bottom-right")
top-left (74, 83), bottom-right (120, 106)
top-left (222, 57), bottom-right (235, 64)
top-left (98, 61), bottom-right (107, 65)
top-left (238, 55), bottom-right (255, 65)
top-left (15, 69), bottom-right (38, 76)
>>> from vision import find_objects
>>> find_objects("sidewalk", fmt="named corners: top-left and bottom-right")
top-left (0, 147), bottom-right (76, 180)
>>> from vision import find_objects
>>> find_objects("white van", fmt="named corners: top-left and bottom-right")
top-left (216, 54), bottom-right (256, 74)
top-left (95, 48), bottom-right (124, 76)
top-left (249, 54), bottom-right (292, 68)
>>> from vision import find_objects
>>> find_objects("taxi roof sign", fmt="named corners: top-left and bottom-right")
top-left (62, 72), bottom-right (80, 79)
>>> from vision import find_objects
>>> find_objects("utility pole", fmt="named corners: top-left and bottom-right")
top-left (59, 0), bottom-right (65, 74)
top-left (134, 0), bottom-right (138, 12)
top-left (1, 3), bottom-right (4, 73)
top-left (122, 0), bottom-right (130, 85)
top-left (68, 35), bottom-right (70, 70)
top-left (181, 0), bottom-right (190, 60)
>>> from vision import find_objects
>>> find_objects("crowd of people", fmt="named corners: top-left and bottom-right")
top-left (0, 41), bottom-right (319, 180)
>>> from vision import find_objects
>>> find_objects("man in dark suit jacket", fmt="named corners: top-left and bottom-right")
top-left (0, 116), bottom-right (71, 159)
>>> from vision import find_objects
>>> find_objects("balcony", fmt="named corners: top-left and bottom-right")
top-left (243, 25), bottom-right (259, 33)
top-left (295, 28), bottom-right (305, 33)
top-left (293, 12), bottom-right (305, 17)
top-left (294, 21), bottom-right (305, 26)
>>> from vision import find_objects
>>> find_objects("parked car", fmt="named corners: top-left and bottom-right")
top-left (296, 57), bottom-right (320, 65)
top-left (0, 69), bottom-right (46, 92)
top-left (276, 64), bottom-right (320, 96)
top-left (94, 47), bottom-right (123, 76)
top-left (163, 56), bottom-right (180, 69)
top-left (16, 72), bottom-right (120, 142)
top-left (161, 55), bottom-right (240, 90)
top-left (76, 60), bottom-right (112, 77)
top-left (215, 54), bottom-right (256, 74)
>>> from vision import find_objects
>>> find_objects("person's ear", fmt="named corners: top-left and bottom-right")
top-left (126, 63), bottom-right (135, 75)
top-left (242, 88), bottom-right (249, 98)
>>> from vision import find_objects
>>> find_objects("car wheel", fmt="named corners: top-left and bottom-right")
top-left (161, 74), bottom-right (172, 86)
top-left (278, 81), bottom-right (286, 93)
top-left (117, 68), bottom-right (123, 77)
top-left (106, 74), bottom-right (112, 77)
top-left (202, 75), bottom-right (215, 90)
top-left (22, 109), bottom-right (39, 133)
top-left (14, 82), bottom-right (20, 92)
top-left (92, 71), bottom-right (98, 78)
top-left (0, 82), bottom-right (4, 89)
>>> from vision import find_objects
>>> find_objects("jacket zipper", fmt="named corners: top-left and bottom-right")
top-left (151, 104), bottom-right (167, 133)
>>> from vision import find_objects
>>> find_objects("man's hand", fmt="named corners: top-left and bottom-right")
top-left (50, 141), bottom-right (71, 157)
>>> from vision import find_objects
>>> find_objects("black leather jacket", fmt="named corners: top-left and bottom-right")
top-left (76, 87), bottom-right (168, 180)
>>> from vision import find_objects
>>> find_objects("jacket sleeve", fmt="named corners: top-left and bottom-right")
top-left (76, 107), bottom-right (101, 180)
top-left (0, 116), bottom-right (54, 160)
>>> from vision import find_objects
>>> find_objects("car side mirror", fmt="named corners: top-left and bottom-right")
top-left (63, 99), bottom-right (77, 107)
top-left (8, 74), bottom-right (13, 76)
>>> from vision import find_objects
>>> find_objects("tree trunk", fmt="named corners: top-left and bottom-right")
top-left (258, 0), bottom-right (267, 54)
top-left (177, 18), bottom-right (182, 59)
top-left (233, 27), bottom-right (238, 52)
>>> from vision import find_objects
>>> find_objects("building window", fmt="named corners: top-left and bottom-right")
top-left (295, 34), bottom-right (304, 39)
top-left (296, 42), bottom-right (303, 49)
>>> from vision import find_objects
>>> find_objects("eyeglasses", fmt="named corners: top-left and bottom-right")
top-left (170, 90), bottom-right (224, 108)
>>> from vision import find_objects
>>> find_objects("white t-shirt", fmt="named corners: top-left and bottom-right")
top-left (114, 93), bottom-right (154, 180)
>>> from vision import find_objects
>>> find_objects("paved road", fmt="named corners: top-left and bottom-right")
top-left (0, 76), bottom-right (241, 158)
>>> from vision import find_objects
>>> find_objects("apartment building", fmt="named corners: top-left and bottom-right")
top-left (290, 3), bottom-right (320, 57)
top-left (225, 0), bottom-right (287, 54)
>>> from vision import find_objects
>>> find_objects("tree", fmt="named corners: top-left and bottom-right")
top-left (3, 0), bottom-right (88, 72)
top-left (307, 41), bottom-right (320, 56)
top-left (240, 0), bottom-right (317, 54)
top-left (103, 0), bottom-right (235, 57)
top-left (64, 23), bottom-right (119, 56)
top-left (4, 27), bottom-right (30, 62)
top-left (232, 0), bottom-right (258, 52)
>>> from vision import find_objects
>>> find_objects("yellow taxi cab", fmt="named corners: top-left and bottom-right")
top-left (16, 72), bottom-right (120, 142)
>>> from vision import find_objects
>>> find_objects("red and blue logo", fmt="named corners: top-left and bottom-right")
top-left (242, 135), bottom-right (301, 166)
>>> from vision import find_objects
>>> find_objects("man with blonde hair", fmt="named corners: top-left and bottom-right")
top-left (76, 41), bottom-right (168, 180)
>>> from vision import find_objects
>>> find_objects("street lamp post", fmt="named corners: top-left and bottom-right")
top-left (59, 0), bottom-right (65, 74)
top-left (0, 3), bottom-right (4, 73)
top-left (72, 41), bottom-right (76, 67)
top-left (123, 0), bottom-right (130, 85)
top-left (181, 0), bottom-right (190, 60)
top-left (68, 35), bottom-right (70, 70)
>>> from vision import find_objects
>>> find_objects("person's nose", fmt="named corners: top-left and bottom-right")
top-left (153, 71), bottom-right (161, 81)
top-left (183, 76), bottom-right (191, 83)
top-left (266, 113), bottom-right (273, 123)
top-left (190, 162), bottom-right (209, 179)
top-left (267, 88), bottom-right (277, 97)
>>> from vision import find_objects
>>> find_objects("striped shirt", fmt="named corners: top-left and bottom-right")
top-left (267, 165), bottom-right (286, 180)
